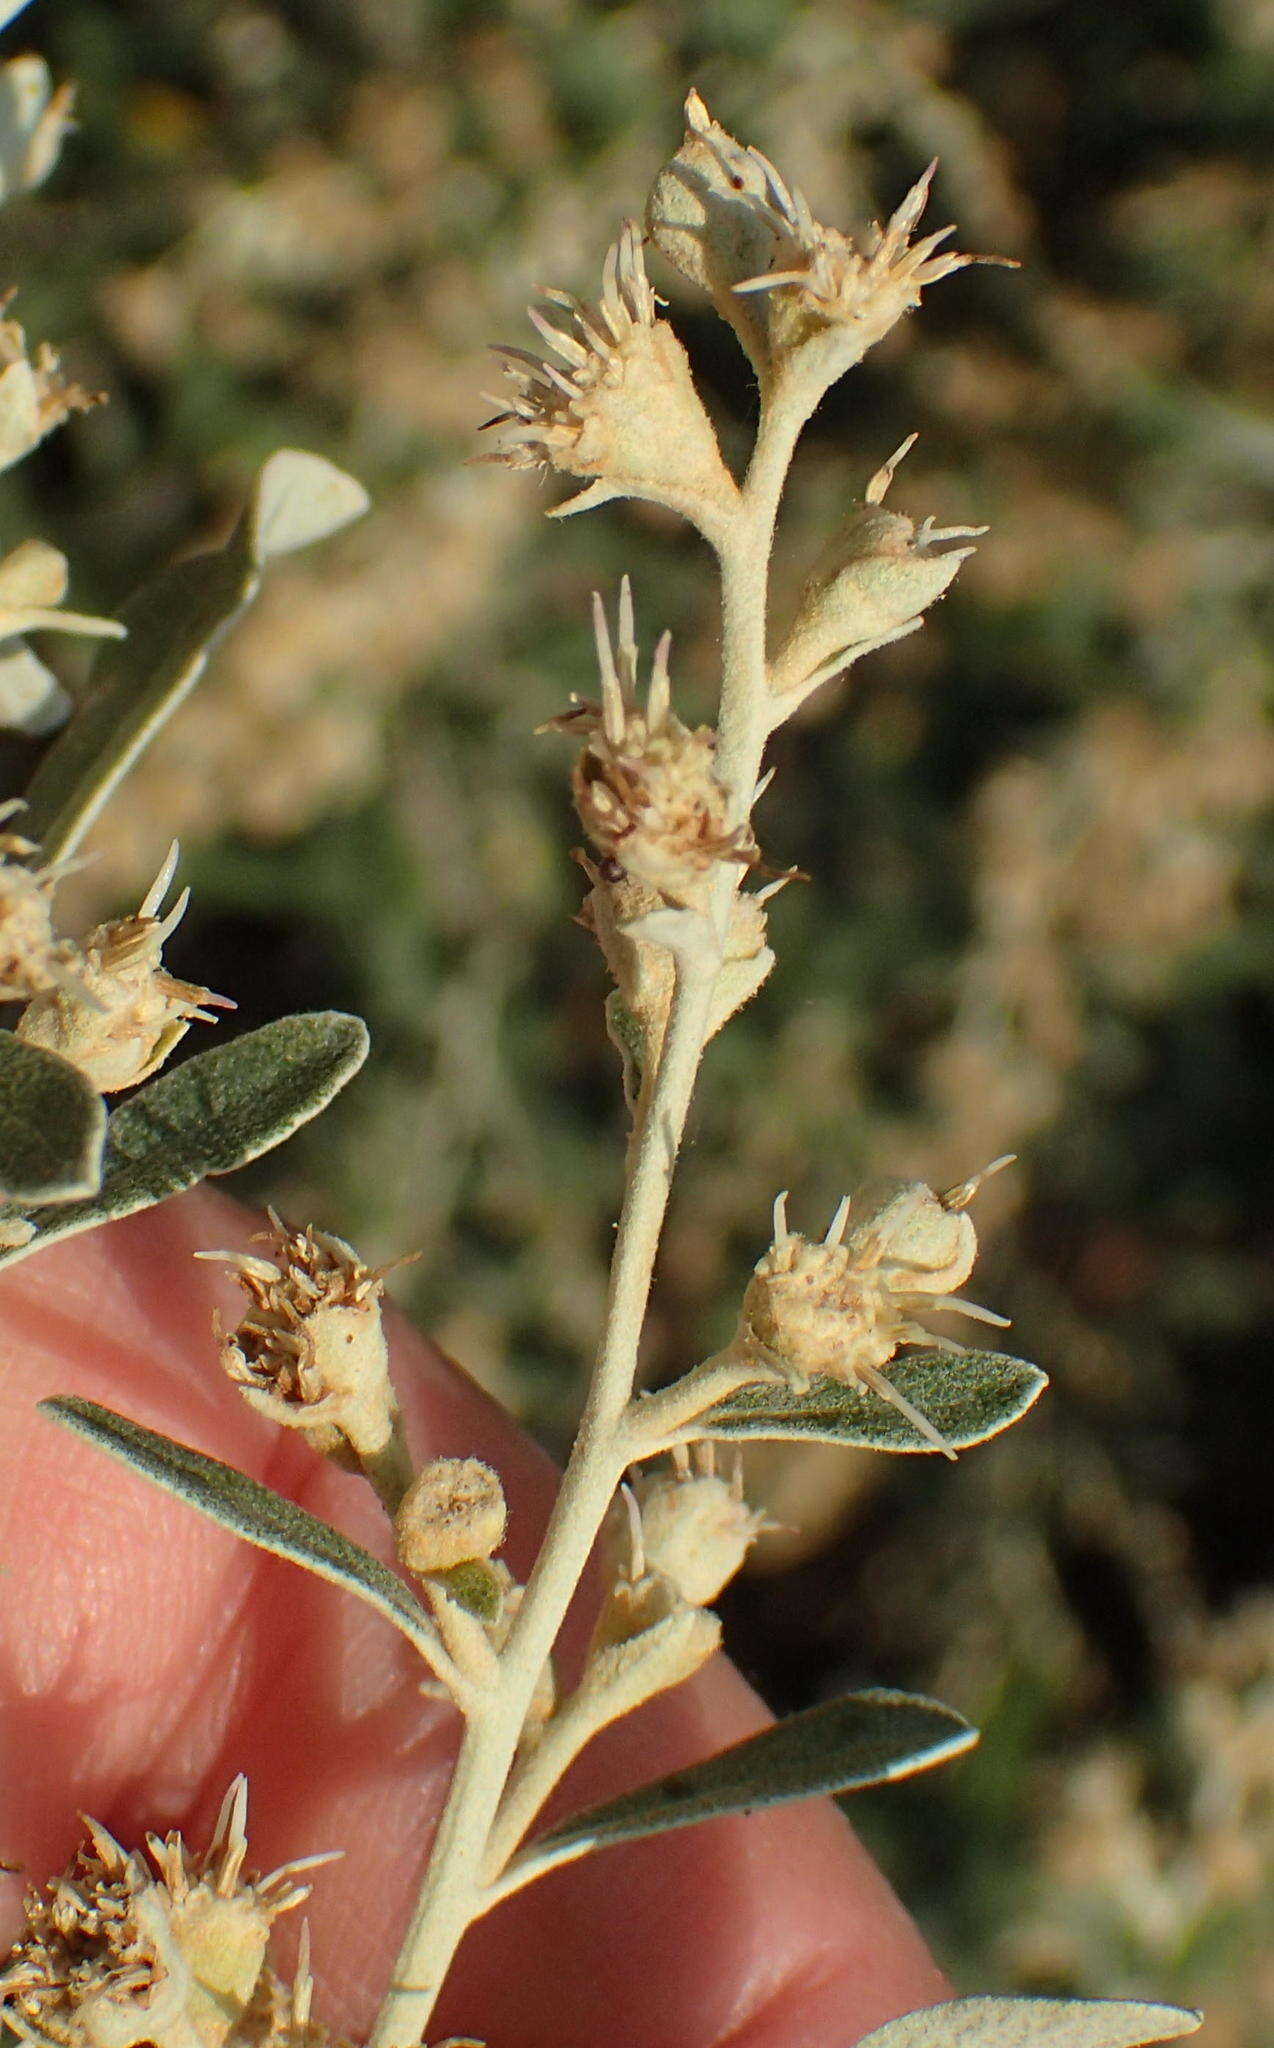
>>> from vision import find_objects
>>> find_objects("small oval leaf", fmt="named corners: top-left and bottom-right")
top-left (0, 1012), bottom-right (367, 1272)
top-left (697, 1351), bottom-right (1046, 1454)
top-left (855, 1996), bottom-right (1202, 2048)
top-left (0, 1030), bottom-right (104, 1201)
top-left (41, 1395), bottom-right (445, 1667)
top-left (23, 449), bottom-right (366, 864)
top-left (506, 1689), bottom-right (975, 1887)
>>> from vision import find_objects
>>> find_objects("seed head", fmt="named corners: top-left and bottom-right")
top-left (545, 578), bottom-right (754, 908)
top-left (204, 1213), bottom-right (403, 1464)
top-left (740, 1158), bottom-right (1015, 1456)
top-left (0, 1780), bottom-right (334, 2048)
top-left (16, 843), bottom-right (234, 1093)
top-left (649, 92), bottom-right (1011, 401)
top-left (482, 220), bottom-right (737, 537)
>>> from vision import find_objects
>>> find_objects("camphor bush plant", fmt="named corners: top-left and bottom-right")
top-left (0, 26), bottom-right (1207, 2048)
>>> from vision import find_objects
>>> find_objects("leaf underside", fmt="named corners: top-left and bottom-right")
top-left (522, 1688), bottom-right (976, 1874)
top-left (0, 1011), bottom-right (368, 1272)
top-left (854, 1995), bottom-right (1203, 2048)
top-left (697, 1350), bottom-right (1047, 1453)
top-left (40, 1395), bottom-right (438, 1660)
top-left (0, 1031), bottom-right (105, 1201)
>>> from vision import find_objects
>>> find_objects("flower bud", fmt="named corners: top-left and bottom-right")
top-left (207, 1213), bottom-right (402, 1465)
top-left (768, 438), bottom-right (984, 697)
top-left (16, 843), bottom-right (233, 1093)
top-left (633, 1445), bottom-right (773, 1606)
top-left (576, 1491), bottom-right (723, 1733)
top-left (482, 221), bottom-right (737, 539)
top-left (394, 1457), bottom-right (508, 1576)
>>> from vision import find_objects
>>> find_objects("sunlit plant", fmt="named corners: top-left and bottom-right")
top-left (0, 44), bottom-right (1203, 2048)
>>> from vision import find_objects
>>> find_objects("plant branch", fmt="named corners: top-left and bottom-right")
top-left (369, 348), bottom-right (816, 2048)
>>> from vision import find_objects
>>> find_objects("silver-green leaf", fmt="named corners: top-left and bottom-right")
top-left (22, 450), bottom-right (368, 865)
top-left (854, 1996), bottom-right (1203, 2048)
top-left (697, 1351), bottom-right (1046, 1454)
top-left (40, 1395), bottom-right (442, 1665)
top-left (0, 1030), bottom-right (105, 1201)
top-left (508, 1689), bottom-right (975, 1885)
top-left (0, 1011), bottom-right (367, 1271)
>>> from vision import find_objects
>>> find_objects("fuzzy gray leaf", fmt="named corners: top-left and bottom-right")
top-left (517, 1689), bottom-right (975, 1880)
top-left (23, 451), bottom-right (367, 865)
top-left (0, 1030), bottom-right (104, 1201)
top-left (855, 1996), bottom-right (1202, 2048)
top-left (0, 1012), bottom-right (367, 1271)
top-left (41, 1395), bottom-right (441, 1661)
top-left (699, 1351), bottom-right (1046, 1454)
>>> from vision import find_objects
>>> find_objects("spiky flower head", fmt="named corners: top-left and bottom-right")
top-left (0, 306), bottom-right (100, 475)
top-left (16, 843), bottom-right (234, 1093)
top-left (545, 578), bottom-right (755, 908)
top-left (0, 1779), bottom-right (334, 2048)
top-left (0, 800), bottom-right (82, 1003)
top-left (648, 92), bottom-right (1011, 405)
top-left (482, 220), bottom-right (737, 539)
top-left (631, 1442), bottom-right (775, 1607)
top-left (740, 1158), bottom-right (1015, 1457)
top-left (769, 436), bottom-right (986, 698)
top-left (204, 1212), bottom-right (403, 1465)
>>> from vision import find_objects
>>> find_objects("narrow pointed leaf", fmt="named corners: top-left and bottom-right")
top-left (855, 1996), bottom-right (1203, 2048)
top-left (23, 450), bottom-right (367, 864)
top-left (510, 1689), bottom-right (975, 1883)
top-left (0, 1031), bottom-right (104, 1201)
top-left (41, 1395), bottom-right (442, 1664)
top-left (0, 1012), bottom-right (367, 1272)
top-left (697, 1351), bottom-right (1046, 1454)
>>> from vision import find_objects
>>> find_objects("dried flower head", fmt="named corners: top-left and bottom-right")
top-left (649, 92), bottom-right (1010, 401)
top-left (631, 1442), bottom-right (775, 1607)
top-left (204, 1212), bottom-right (403, 1464)
top-left (395, 1457), bottom-right (508, 1576)
top-left (0, 1779), bottom-right (333, 2048)
top-left (482, 220), bottom-right (737, 537)
top-left (769, 436), bottom-right (986, 697)
top-left (0, 306), bottom-right (101, 475)
top-left (16, 844), bottom-right (234, 1093)
top-left (739, 1157), bottom-right (1015, 1456)
top-left (545, 578), bottom-right (755, 908)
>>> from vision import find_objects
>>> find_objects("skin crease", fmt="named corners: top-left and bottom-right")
top-left (0, 1185), bottom-right (950, 2047)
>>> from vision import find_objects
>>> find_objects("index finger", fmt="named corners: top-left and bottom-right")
top-left (0, 1187), bottom-right (948, 2045)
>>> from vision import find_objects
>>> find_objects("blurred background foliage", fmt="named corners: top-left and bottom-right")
top-left (1, 0), bottom-right (1271, 2037)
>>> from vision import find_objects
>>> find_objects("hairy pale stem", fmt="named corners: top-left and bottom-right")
top-left (368, 377), bottom-right (806, 2048)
